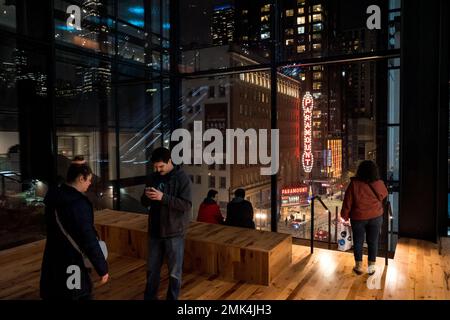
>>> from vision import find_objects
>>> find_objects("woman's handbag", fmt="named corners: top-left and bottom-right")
top-left (54, 209), bottom-right (108, 269)
top-left (337, 221), bottom-right (353, 251)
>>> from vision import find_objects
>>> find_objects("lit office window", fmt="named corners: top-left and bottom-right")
top-left (297, 16), bottom-right (306, 25)
top-left (261, 4), bottom-right (271, 12)
top-left (313, 82), bottom-right (322, 90)
top-left (313, 23), bottom-right (323, 32)
top-left (313, 4), bottom-right (322, 12)
top-left (286, 9), bottom-right (294, 17)
top-left (298, 26), bottom-right (305, 34)
top-left (313, 43), bottom-right (322, 50)
top-left (261, 32), bottom-right (270, 39)
top-left (297, 45), bottom-right (306, 53)
top-left (298, 8), bottom-right (305, 14)
top-left (286, 39), bottom-right (294, 46)
top-left (312, 14), bottom-right (322, 22)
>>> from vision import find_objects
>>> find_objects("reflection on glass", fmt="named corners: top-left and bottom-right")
top-left (54, 0), bottom-right (115, 55)
top-left (55, 51), bottom-right (114, 210)
top-left (387, 127), bottom-right (400, 181)
top-left (0, 42), bottom-right (47, 249)
top-left (388, 69), bottom-right (400, 124)
top-left (119, 82), bottom-right (163, 181)
top-left (0, 1), bottom-right (16, 30)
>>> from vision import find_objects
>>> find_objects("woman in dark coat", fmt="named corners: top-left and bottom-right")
top-left (40, 163), bottom-right (109, 300)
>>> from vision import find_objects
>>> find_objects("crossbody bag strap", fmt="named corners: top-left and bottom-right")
top-left (54, 209), bottom-right (86, 258)
top-left (366, 182), bottom-right (390, 216)
top-left (366, 182), bottom-right (382, 204)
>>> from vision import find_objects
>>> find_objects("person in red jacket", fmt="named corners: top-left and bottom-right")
top-left (197, 189), bottom-right (224, 224)
top-left (341, 160), bottom-right (388, 276)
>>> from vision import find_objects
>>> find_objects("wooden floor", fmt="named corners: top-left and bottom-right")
top-left (0, 238), bottom-right (449, 300)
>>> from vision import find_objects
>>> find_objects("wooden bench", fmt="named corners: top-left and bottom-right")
top-left (94, 209), bottom-right (292, 285)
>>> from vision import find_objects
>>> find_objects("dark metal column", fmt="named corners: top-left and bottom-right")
top-left (270, 0), bottom-right (280, 232)
top-left (169, 0), bottom-right (181, 145)
top-left (399, 0), bottom-right (449, 241)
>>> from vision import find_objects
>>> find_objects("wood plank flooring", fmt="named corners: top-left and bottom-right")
top-left (0, 238), bottom-right (449, 300)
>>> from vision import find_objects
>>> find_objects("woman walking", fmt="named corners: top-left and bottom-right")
top-left (40, 162), bottom-right (109, 300)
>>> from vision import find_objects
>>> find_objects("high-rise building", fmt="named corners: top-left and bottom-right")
top-left (280, 0), bottom-right (328, 60)
top-left (231, 1), bottom-right (333, 182)
top-left (76, 65), bottom-right (111, 95)
top-left (233, 0), bottom-right (328, 60)
top-left (337, 28), bottom-right (380, 171)
top-left (211, 5), bottom-right (235, 45)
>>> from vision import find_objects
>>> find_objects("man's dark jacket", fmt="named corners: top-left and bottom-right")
top-left (141, 167), bottom-right (192, 238)
top-left (40, 184), bottom-right (108, 299)
top-left (225, 197), bottom-right (255, 229)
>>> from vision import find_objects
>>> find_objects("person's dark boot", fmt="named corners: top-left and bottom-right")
top-left (353, 261), bottom-right (363, 275)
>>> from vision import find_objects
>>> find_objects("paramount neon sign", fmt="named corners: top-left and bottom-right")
top-left (302, 92), bottom-right (314, 173)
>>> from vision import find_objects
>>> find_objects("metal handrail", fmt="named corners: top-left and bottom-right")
top-left (384, 199), bottom-right (394, 265)
top-left (310, 195), bottom-right (333, 254)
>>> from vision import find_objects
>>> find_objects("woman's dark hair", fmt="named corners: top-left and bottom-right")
top-left (355, 160), bottom-right (379, 183)
top-left (151, 147), bottom-right (171, 163)
top-left (66, 163), bottom-right (93, 183)
top-left (207, 189), bottom-right (218, 199)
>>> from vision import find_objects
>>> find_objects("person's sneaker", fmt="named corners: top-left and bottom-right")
top-left (368, 264), bottom-right (376, 275)
top-left (353, 261), bottom-right (363, 275)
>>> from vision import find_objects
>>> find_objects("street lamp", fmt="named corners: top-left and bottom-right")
top-left (255, 212), bottom-right (267, 230)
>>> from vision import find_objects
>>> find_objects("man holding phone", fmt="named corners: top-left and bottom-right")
top-left (141, 147), bottom-right (192, 300)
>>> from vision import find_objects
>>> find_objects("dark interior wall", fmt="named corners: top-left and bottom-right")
top-left (16, 0), bottom-right (56, 185)
top-left (399, 0), bottom-right (449, 241)
top-left (437, 0), bottom-right (450, 237)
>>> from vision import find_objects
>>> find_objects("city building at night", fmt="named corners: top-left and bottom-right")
top-left (0, 0), bottom-right (449, 305)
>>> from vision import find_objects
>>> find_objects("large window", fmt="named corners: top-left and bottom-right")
top-left (277, 60), bottom-right (391, 241)
top-left (0, 0), bottom-right (405, 251)
top-left (53, 0), bottom-right (170, 214)
top-left (177, 0), bottom-right (401, 244)
top-left (0, 0), bottom-right (170, 249)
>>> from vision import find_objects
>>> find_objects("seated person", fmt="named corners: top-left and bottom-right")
top-left (225, 189), bottom-right (255, 229)
top-left (197, 189), bottom-right (224, 224)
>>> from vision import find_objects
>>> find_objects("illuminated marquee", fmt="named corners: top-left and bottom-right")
top-left (281, 187), bottom-right (308, 195)
top-left (302, 92), bottom-right (314, 173)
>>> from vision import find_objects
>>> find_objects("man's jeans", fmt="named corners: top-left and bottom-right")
top-left (351, 215), bottom-right (383, 263)
top-left (144, 236), bottom-right (185, 300)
